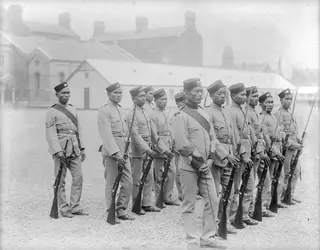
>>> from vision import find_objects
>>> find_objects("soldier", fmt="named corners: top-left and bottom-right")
top-left (126, 86), bottom-right (169, 214)
top-left (227, 83), bottom-right (258, 227)
top-left (150, 89), bottom-right (178, 206)
top-left (258, 92), bottom-right (288, 209)
top-left (275, 89), bottom-right (303, 204)
top-left (171, 78), bottom-right (226, 249)
top-left (143, 86), bottom-right (155, 114)
top-left (173, 92), bottom-right (186, 201)
top-left (245, 86), bottom-right (274, 218)
top-left (97, 82), bottom-right (135, 223)
top-left (45, 82), bottom-right (88, 218)
top-left (205, 80), bottom-right (239, 235)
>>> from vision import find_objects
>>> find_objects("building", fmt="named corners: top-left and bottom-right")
top-left (66, 59), bottom-right (296, 110)
top-left (4, 5), bottom-right (80, 40)
top-left (92, 11), bottom-right (203, 67)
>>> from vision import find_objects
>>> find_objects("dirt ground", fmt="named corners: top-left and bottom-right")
top-left (1, 104), bottom-right (319, 250)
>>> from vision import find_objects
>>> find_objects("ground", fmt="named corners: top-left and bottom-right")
top-left (1, 104), bottom-right (319, 250)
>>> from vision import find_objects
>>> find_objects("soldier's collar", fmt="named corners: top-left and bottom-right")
top-left (185, 100), bottom-right (198, 109)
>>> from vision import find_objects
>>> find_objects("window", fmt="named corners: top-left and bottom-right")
top-left (59, 72), bottom-right (65, 82)
top-left (35, 72), bottom-right (40, 89)
top-left (0, 55), bottom-right (4, 66)
top-left (85, 72), bottom-right (89, 78)
top-left (35, 59), bottom-right (40, 66)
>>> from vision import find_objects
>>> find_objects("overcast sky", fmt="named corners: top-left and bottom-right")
top-left (3, 0), bottom-right (319, 69)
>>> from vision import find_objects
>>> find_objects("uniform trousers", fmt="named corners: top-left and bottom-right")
top-left (103, 156), bottom-right (133, 216)
top-left (53, 155), bottom-right (83, 214)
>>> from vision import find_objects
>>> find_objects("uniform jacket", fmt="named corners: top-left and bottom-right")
top-left (126, 105), bottom-right (167, 157)
top-left (171, 105), bottom-right (218, 172)
top-left (97, 100), bottom-right (130, 157)
top-left (45, 103), bottom-right (84, 157)
top-left (205, 103), bottom-right (235, 167)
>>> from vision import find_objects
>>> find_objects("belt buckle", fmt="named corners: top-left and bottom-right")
top-left (69, 130), bottom-right (73, 134)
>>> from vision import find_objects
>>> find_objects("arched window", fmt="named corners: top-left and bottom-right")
top-left (59, 72), bottom-right (65, 82)
top-left (35, 72), bottom-right (40, 89)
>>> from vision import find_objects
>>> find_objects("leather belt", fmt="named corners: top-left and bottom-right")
top-left (217, 134), bottom-right (232, 144)
top-left (241, 134), bottom-right (249, 140)
top-left (112, 131), bottom-right (127, 137)
top-left (58, 129), bottom-right (76, 135)
top-left (158, 132), bottom-right (171, 136)
top-left (141, 135), bottom-right (151, 142)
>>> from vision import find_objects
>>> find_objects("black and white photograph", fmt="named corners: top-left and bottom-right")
top-left (0, 0), bottom-right (319, 249)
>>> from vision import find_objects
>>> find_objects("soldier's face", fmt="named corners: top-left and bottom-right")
top-left (176, 100), bottom-right (185, 108)
top-left (155, 94), bottom-right (168, 109)
top-left (108, 88), bottom-right (122, 103)
top-left (211, 87), bottom-right (227, 105)
top-left (56, 87), bottom-right (70, 104)
top-left (262, 96), bottom-right (274, 112)
top-left (134, 91), bottom-right (146, 107)
top-left (187, 86), bottom-right (203, 104)
top-left (232, 90), bottom-right (247, 105)
top-left (248, 92), bottom-right (259, 106)
top-left (281, 94), bottom-right (293, 109)
top-left (146, 90), bottom-right (154, 102)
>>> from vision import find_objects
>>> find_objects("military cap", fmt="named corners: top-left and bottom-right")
top-left (229, 83), bottom-right (245, 94)
top-left (183, 78), bottom-right (201, 92)
top-left (130, 86), bottom-right (145, 98)
top-left (259, 92), bottom-right (272, 103)
top-left (153, 88), bottom-right (166, 99)
top-left (106, 82), bottom-right (120, 93)
top-left (207, 80), bottom-right (226, 94)
top-left (174, 92), bottom-right (186, 102)
top-left (54, 82), bottom-right (68, 93)
top-left (246, 86), bottom-right (258, 95)
top-left (143, 86), bottom-right (154, 93)
top-left (278, 88), bottom-right (292, 98)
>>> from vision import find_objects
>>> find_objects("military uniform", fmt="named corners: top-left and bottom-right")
top-left (150, 89), bottom-right (176, 205)
top-left (171, 79), bottom-right (222, 248)
top-left (275, 89), bottom-right (301, 201)
top-left (45, 82), bottom-right (86, 216)
top-left (228, 83), bottom-right (256, 224)
top-left (126, 87), bottom-right (167, 210)
top-left (97, 83), bottom-right (133, 218)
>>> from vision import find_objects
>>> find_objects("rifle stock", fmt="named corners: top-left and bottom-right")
top-left (132, 155), bottom-right (154, 214)
top-left (156, 155), bottom-right (173, 209)
top-left (50, 140), bottom-right (69, 219)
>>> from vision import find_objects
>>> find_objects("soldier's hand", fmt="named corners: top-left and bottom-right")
top-left (276, 153), bottom-right (285, 163)
top-left (146, 149), bottom-right (156, 158)
top-left (199, 159), bottom-right (213, 175)
top-left (226, 154), bottom-right (239, 166)
top-left (261, 153), bottom-right (270, 165)
top-left (243, 157), bottom-right (254, 168)
top-left (55, 151), bottom-right (67, 164)
top-left (114, 152), bottom-right (125, 165)
top-left (164, 151), bottom-right (173, 159)
top-left (80, 150), bottom-right (86, 162)
top-left (296, 143), bottom-right (304, 150)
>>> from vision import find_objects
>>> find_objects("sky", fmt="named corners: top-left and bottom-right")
top-left (2, 0), bottom-right (319, 69)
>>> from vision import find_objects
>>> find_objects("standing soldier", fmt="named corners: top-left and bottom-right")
top-left (258, 92), bottom-right (287, 209)
top-left (97, 82), bottom-right (135, 223)
top-left (173, 92), bottom-right (186, 201)
top-left (245, 86), bottom-right (274, 218)
top-left (205, 80), bottom-right (239, 235)
top-left (143, 86), bottom-right (155, 114)
top-left (172, 78), bottom-right (226, 249)
top-left (275, 89), bottom-right (303, 204)
top-left (150, 89), bottom-right (178, 206)
top-left (227, 83), bottom-right (258, 227)
top-left (126, 86), bottom-right (168, 214)
top-left (45, 82), bottom-right (88, 218)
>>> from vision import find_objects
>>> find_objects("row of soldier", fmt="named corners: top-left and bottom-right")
top-left (45, 79), bottom-right (303, 249)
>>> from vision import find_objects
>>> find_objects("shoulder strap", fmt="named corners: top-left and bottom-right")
top-left (181, 106), bottom-right (211, 137)
top-left (52, 104), bottom-right (78, 128)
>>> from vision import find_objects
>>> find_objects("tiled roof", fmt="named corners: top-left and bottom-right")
top-left (25, 21), bottom-right (79, 38)
top-left (93, 26), bottom-right (186, 41)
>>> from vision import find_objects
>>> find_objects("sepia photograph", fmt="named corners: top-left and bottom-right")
top-left (0, 0), bottom-right (319, 249)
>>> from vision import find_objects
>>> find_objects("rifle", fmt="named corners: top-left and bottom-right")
top-left (233, 88), bottom-right (254, 229)
top-left (269, 89), bottom-right (298, 211)
top-left (106, 105), bottom-right (136, 225)
top-left (155, 144), bottom-right (174, 209)
top-left (131, 138), bottom-right (159, 215)
top-left (50, 140), bottom-right (69, 219)
top-left (282, 91), bottom-right (317, 205)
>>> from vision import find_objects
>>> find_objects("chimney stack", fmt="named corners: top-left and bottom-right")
top-left (93, 21), bottom-right (106, 37)
top-left (135, 16), bottom-right (148, 33)
top-left (59, 12), bottom-right (71, 30)
top-left (185, 10), bottom-right (196, 30)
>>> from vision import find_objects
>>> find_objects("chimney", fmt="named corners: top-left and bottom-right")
top-left (7, 5), bottom-right (23, 27)
top-left (135, 16), bottom-right (148, 33)
top-left (185, 10), bottom-right (196, 30)
top-left (93, 21), bottom-right (105, 37)
top-left (59, 12), bottom-right (71, 30)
